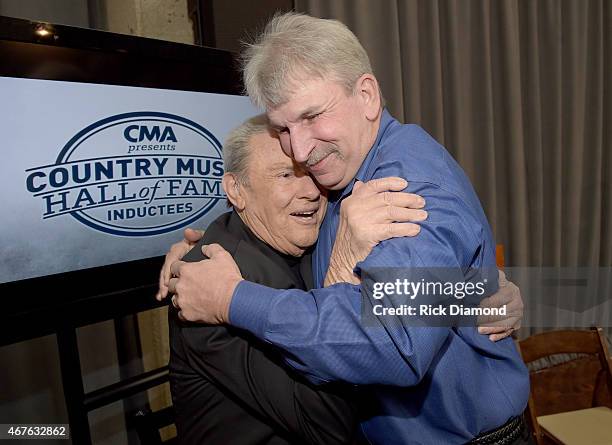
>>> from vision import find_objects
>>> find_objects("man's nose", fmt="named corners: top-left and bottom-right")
top-left (289, 126), bottom-right (314, 164)
top-left (298, 175), bottom-right (321, 200)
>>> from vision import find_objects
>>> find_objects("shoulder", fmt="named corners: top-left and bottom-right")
top-left (201, 211), bottom-right (241, 256)
top-left (200, 212), bottom-right (264, 274)
top-left (201, 213), bottom-right (301, 288)
top-left (372, 121), bottom-right (488, 229)
top-left (372, 123), bottom-right (446, 185)
top-left (182, 211), bottom-right (243, 263)
top-left (360, 122), bottom-right (496, 268)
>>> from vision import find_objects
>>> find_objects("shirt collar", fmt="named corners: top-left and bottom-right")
top-left (337, 108), bottom-right (394, 200)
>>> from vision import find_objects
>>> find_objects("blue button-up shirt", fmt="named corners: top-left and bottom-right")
top-left (230, 110), bottom-right (529, 444)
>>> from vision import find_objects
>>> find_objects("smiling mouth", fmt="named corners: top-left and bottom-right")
top-left (307, 151), bottom-right (329, 167)
top-left (306, 153), bottom-right (333, 174)
top-left (290, 210), bottom-right (317, 220)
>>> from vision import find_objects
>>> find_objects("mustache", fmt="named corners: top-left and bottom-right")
top-left (305, 145), bottom-right (342, 167)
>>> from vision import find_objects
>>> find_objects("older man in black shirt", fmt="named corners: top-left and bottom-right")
top-left (168, 114), bottom-right (426, 444)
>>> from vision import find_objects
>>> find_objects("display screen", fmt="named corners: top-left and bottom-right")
top-left (1, 76), bottom-right (257, 284)
top-left (0, 17), bottom-right (257, 329)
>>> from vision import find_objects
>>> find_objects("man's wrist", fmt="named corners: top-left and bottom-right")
top-left (326, 249), bottom-right (359, 286)
top-left (324, 255), bottom-right (340, 286)
top-left (220, 277), bottom-right (243, 324)
top-left (228, 281), bottom-right (279, 337)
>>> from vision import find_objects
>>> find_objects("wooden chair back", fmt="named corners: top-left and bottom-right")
top-left (517, 328), bottom-right (612, 444)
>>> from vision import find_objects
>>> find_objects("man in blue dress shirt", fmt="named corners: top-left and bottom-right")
top-left (163, 12), bottom-right (531, 445)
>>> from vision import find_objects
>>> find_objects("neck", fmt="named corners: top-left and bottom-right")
top-left (237, 210), bottom-right (304, 257)
top-left (364, 109), bottom-right (383, 156)
top-left (350, 109), bottom-right (383, 183)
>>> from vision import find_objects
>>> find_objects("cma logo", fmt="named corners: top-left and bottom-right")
top-left (25, 111), bottom-right (224, 237)
top-left (124, 125), bottom-right (178, 143)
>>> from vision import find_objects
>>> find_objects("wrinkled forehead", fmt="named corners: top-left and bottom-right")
top-left (266, 66), bottom-right (344, 111)
top-left (247, 130), bottom-right (294, 171)
top-left (264, 61), bottom-right (331, 107)
top-left (267, 76), bottom-right (348, 126)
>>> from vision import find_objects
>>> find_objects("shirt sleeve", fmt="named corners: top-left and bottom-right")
top-left (229, 180), bottom-right (493, 386)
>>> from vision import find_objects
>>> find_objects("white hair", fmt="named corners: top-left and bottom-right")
top-left (241, 12), bottom-right (382, 109)
top-left (223, 113), bottom-right (269, 185)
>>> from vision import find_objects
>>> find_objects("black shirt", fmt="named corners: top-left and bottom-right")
top-left (169, 211), bottom-right (356, 445)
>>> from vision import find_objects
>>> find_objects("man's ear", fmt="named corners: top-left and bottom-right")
top-left (355, 73), bottom-right (382, 121)
top-left (222, 173), bottom-right (246, 210)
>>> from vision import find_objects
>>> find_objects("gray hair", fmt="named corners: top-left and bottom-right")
top-left (223, 113), bottom-right (269, 185)
top-left (241, 12), bottom-right (381, 109)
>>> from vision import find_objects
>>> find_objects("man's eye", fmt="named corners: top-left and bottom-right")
top-left (281, 172), bottom-right (293, 178)
top-left (306, 113), bottom-right (321, 121)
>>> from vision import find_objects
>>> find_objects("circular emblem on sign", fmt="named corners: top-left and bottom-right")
top-left (25, 112), bottom-right (225, 236)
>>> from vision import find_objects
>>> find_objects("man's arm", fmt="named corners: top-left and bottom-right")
top-left (325, 178), bottom-right (425, 285)
top-left (325, 179), bottom-right (522, 340)
top-left (229, 196), bottom-right (473, 385)
top-left (179, 182), bottom-right (492, 385)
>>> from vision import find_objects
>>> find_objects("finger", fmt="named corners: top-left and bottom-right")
top-left (162, 259), bottom-right (172, 286)
top-left (158, 257), bottom-right (174, 300)
top-left (478, 317), bottom-right (522, 329)
top-left (177, 310), bottom-right (186, 322)
top-left (478, 325), bottom-right (509, 335)
top-left (486, 309), bottom-right (522, 331)
top-left (170, 261), bottom-right (185, 278)
top-left (184, 228), bottom-right (205, 243)
top-left (161, 243), bottom-right (187, 289)
top-left (157, 268), bottom-right (167, 301)
top-left (477, 315), bottom-right (520, 329)
top-left (484, 283), bottom-right (522, 322)
top-left (380, 222), bottom-right (421, 241)
top-left (479, 323), bottom-right (517, 342)
top-left (479, 290), bottom-right (512, 310)
top-left (202, 243), bottom-right (229, 259)
top-left (382, 192), bottom-right (426, 209)
top-left (352, 180), bottom-right (364, 193)
top-left (503, 280), bottom-right (521, 301)
top-left (171, 295), bottom-right (180, 309)
top-left (477, 311), bottom-right (512, 325)
top-left (157, 284), bottom-right (168, 301)
top-left (385, 207), bottom-right (428, 223)
top-left (364, 177), bottom-right (408, 193)
top-left (168, 277), bottom-right (179, 295)
top-left (164, 260), bottom-right (173, 281)
top-left (489, 331), bottom-right (513, 342)
top-left (498, 269), bottom-right (508, 286)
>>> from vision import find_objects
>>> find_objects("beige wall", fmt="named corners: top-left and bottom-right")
top-left (104, 0), bottom-right (194, 44)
